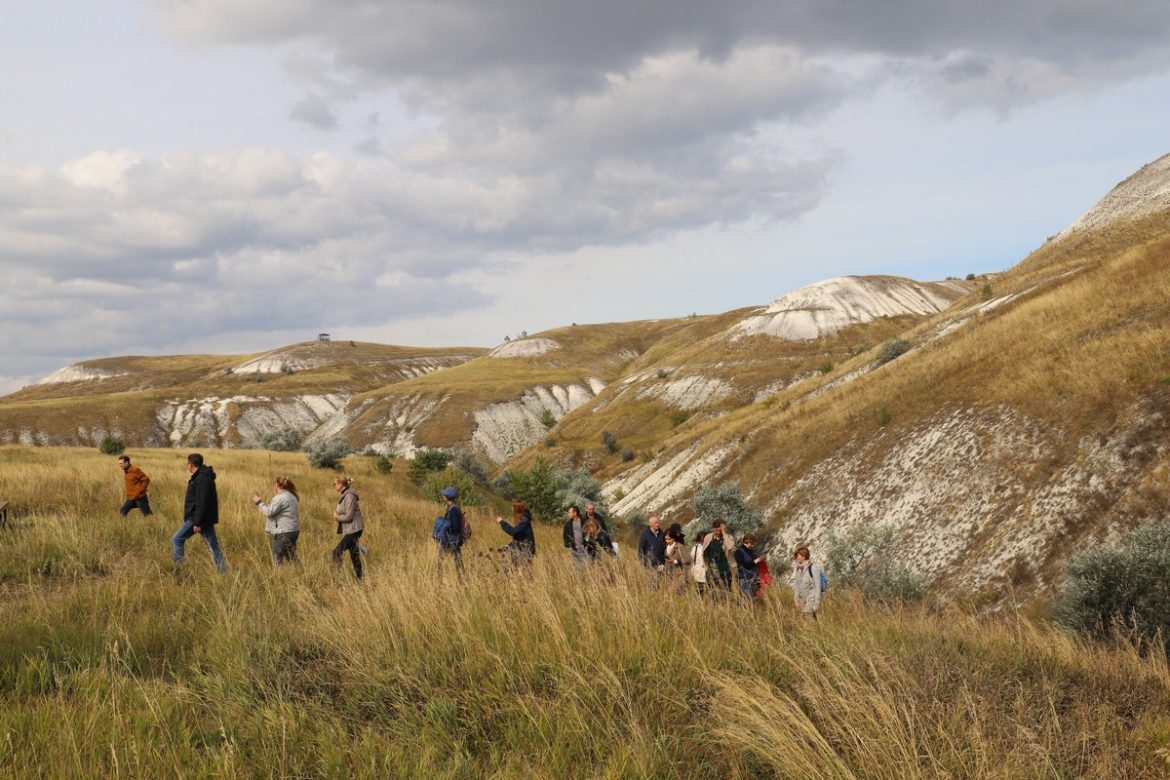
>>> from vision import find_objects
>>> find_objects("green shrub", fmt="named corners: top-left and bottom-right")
top-left (451, 450), bottom-right (490, 484)
top-left (823, 525), bottom-right (927, 605)
top-left (687, 482), bottom-right (762, 537)
top-left (1056, 522), bottom-right (1170, 645)
top-left (306, 436), bottom-right (350, 469)
top-left (965, 272), bottom-right (976, 281)
top-left (613, 488), bottom-right (626, 502)
top-left (669, 410), bottom-right (690, 428)
top-left (819, 361), bottom-right (834, 375)
top-left (877, 339), bottom-right (910, 365)
top-left (261, 426), bottom-right (304, 452)
top-left (507, 457), bottom-right (561, 523)
top-left (408, 449), bottom-right (450, 484)
top-left (374, 455), bottom-right (393, 474)
top-left (540, 409), bottom-right (556, 428)
top-left (544, 437), bottom-right (557, 448)
top-left (98, 436), bottom-right (125, 456)
top-left (601, 430), bottom-right (618, 454)
top-left (620, 449), bottom-right (635, 462)
top-left (504, 458), bottom-right (605, 524)
top-left (980, 283), bottom-right (993, 300)
top-left (422, 468), bottom-right (481, 507)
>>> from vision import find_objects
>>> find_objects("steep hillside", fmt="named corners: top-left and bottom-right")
top-left (0, 341), bottom-right (484, 447)
top-left (590, 153), bottom-right (1170, 603)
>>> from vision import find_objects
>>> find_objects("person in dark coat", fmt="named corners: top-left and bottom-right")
top-left (582, 518), bottom-right (615, 560)
top-left (497, 500), bottom-right (536, 561)
top-left (703, 521), bottom-right (733, 591)
top-left (172, 453), bottom-right (227, 574)
top-left (733, 534), bottom-right (765, 598)
top-left (584, 501), bottom-right (610, 534)
top-left (438, 486), bottom-right (465, 580)
top-left (637, 513), bottom-right (667, 570)
top-left (563, 504), bottom-right (589, 565)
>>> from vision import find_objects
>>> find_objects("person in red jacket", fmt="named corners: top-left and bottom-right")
top-left (117, 455), bottom-right (152, 517)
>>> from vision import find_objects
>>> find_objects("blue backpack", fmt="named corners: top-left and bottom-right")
top-left (818, 568), bottom-right (830, 593)
top-left (432, 515), bottom-right (451, 543)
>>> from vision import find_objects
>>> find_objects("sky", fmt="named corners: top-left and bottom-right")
top-left (2, 1), bottom-right (1170, 394)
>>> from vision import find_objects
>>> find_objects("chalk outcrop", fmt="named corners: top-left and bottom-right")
top-left (730, 276), bottom-right (963, 341)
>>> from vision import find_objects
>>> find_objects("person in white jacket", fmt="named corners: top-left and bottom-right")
top-left (792, 545), bottom-right (824, 618)
top-left (251, 476), bottom-right (301, 565)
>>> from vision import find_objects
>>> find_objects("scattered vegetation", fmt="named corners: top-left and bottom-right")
top-left (877, 339), bottom-right (910, 365)
top-left (305, 435), bottom-right (350, 469)
top-left (261, 426), bottom-right (304, 453)
top-left (620, 449), bottom-right (636, 462)
top-left (1057, 521), bottom-right (1170, 646)
top-left (687, 481), bottom-right (762, 537)
top-left (819, 361), bottom-right (834, 375)
top-left (540, 408), bottom-right (557, 428)
top-left (407, 449), bottom-right (451, 484)
top-left (98, 436), bottom-right (125, 456)
top-left (374, 455), bottom-right (393, 474)
top-left (601, 430), bottom-right (619, 454)
top-left (669, 410), bottom-right (690, 428)
top-left (823, 524), bottom-right (928, 605)
top-left (422, 467), bottom-right (482, 507)
top-left (500, 457), bottom-right (604, 524)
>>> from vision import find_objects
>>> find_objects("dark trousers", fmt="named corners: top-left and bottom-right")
top-left (333, 530), bottom-right (363, 579)
top-left (120, 496), bottom-right (152, 517)
top-left (271, 531), bottom-right (299, 565)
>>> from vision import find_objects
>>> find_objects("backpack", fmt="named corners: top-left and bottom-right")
top-left (818, 568), bottom-right (829, 593)
top-left (432, 515), bottom-right (450, 543)
top-left (460, 513), bottom-right (473, 541)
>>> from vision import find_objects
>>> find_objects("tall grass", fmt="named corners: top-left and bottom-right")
top-left (0, 448), bottom-right (1168, 777)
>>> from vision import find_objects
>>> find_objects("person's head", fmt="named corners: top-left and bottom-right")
top-left (712, 521), bottom-right (726, 538)
top-left (441, 486), bottom-right (458, 502)
top-left (693, 530), bottom-right (709, 545)
top-left (665, 528), bottom-right (680, 544)
top-left (512, 500), bottom-right (529, 520)
top-left (648, 513), bottom-right (660, 531)
top-left (275, 476), bottom-right (299, 500)
top-left (583, 518), bottom-right (600, 536)
top-left (567, 505), bottom-right (580, 520)
top-left (585, 501), bottom-right (597, 516)
top-left (117, 455), bottom-right (131, 472)
top-left (743, 534), bottom-right (756, 549)
top-left (794, 545), bottom-right (810, 564)
top-left (187, 453), bottom-right (203, 473)
top-left (668, 522), bottom-right (683, 539)
top-left (334, 475), bottom-right (352, 492)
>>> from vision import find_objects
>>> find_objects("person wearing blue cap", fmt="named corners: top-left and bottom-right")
top-left (438, 485), bottom-right (465, 580)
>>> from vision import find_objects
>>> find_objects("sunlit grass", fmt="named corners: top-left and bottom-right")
top-left (0, 447), bottom-right (1167, 776)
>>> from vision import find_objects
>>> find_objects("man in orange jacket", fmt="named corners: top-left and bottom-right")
top-left (117, 455), bottom-right (153, 517)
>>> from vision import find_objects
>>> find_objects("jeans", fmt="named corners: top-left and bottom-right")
top-left (172, 519), bottom-right (227, 573)
top-left (737, 575), bottom-right (760, 598)
top-left (270, 531), bottom-right (299, 565)
top-left (120, 496), bottom-right (153, 517)
top-left (333, 530), bottom-right (363, 579)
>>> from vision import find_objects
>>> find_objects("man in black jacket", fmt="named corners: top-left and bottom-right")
top-left (637, 513), bottom-right (667, 570)
top-left (583, 501), bottom-right (609, 534)
top-left (172, 453), bottom-right (227, 574)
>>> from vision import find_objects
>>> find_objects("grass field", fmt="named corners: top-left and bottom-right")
top-left (0, 447), bottom-right (1168, 778)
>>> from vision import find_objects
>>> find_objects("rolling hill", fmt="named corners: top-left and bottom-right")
top-left (5, 152), bottom-right (1170, 601)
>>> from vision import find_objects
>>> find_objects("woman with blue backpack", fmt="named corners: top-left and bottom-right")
top-left (792, 545), bottom-right (826, 618)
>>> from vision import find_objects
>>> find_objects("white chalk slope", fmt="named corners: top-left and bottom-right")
top-left (1057, 153), bottom-right (1170, 239)
top-left (730, 276), bottom-right (963, 341)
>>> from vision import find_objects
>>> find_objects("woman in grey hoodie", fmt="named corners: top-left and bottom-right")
top-left (252, 476), bottom-right (301, 565)
top-left (792, 545), bottom-right (824, 618)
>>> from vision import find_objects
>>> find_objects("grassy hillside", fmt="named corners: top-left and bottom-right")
top-left (0, 342), bottom-right (485, 448)
top-left (0, 447), bottom-right (1167, 777)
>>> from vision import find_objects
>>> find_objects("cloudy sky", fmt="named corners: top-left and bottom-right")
top-left (3, 1), bottom-right (1170, 393)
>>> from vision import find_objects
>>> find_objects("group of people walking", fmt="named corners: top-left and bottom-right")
top-left (116, 454), bottom-right (367, 579)
top-left (117, 454), bottom-right (825, 615)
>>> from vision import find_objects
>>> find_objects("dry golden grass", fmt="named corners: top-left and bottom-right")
top-left (0, 447), bottom-right (1167, 777)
